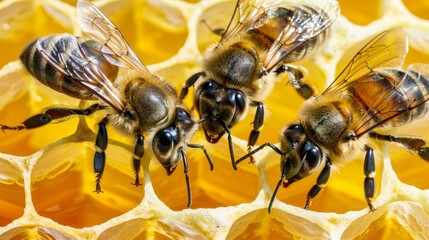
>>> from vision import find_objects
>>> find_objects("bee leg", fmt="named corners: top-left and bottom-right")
top-left (363, 146), bottom-right (376, 212)
top-left (219, 119), bottom-right (237, 170)
top-left (93, 117), bottom-right (108, 193)
top-left (178, 72), bottom-right (206, 103)
top-left (131, 135), bottom-right (144, 187)
top-left (247, 102), bottom-right (264, 162)
top-left (304, 158), bottom-right (332, 210)
top-left (275, 65), bottom-right (316, 99)
top-left (369, 131), bottom-right (429, 162)
top-left (418, 147), bottom-right (429, 161)
top-left (187, 143), bottom-right (214, 171)
top-left (179, 147), bottom-right (192, 207)
top-left (201, 19), bottom-right (225, 36)
top-left (0, 104), bottom-right (100, 132)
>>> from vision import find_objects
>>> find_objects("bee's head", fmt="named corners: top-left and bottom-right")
top-left (195, 79), bottom-right (247, 143)
top-left (152, 107), bottom-right (197, 175)
top-left (280, 124), bottom-right (323, 185)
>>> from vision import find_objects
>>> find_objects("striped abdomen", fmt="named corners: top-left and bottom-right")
top-left (349, 68), bottom-right (429, 130)
top-left (248, 5), bottom-right (329, 63)
top-left (20, 35), bottom-right (118, 100)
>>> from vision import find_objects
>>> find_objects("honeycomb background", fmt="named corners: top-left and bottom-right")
top-left (0, 0), bottom-right (429, 239)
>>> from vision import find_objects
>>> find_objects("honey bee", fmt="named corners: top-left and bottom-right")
top-left (1, 0), bottom-right (213, 207)
top-left (236, 28), bottom-right (429, 212)
top-left (179, 0), bottom-right (339, 170)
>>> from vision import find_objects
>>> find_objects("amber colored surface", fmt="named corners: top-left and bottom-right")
top-left (338, 0), bottom-right (383, 25)
top-left (1, 226), bottom-right (77, 240)
top-left (403, 0), bottom-right (429, 20)
top-left (0, 157), bottom-right (25, 226)
top-left (0, 0), bottom-right (429, 239)
top-left (31, 143), bottom-right (144, 228)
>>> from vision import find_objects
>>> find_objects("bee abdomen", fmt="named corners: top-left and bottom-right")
top-left (351, 68), bottom-right (429, 127)
top-left (398, 69), bottom-right (429, 122)
top-left (20, 39), bottom-right (61, 87)
top-left (20, 35), bottom-right (99, 100)
top-left (248, 5), bottom-right (328, 63)
top-left (282, 6), bottom-right (329, 63)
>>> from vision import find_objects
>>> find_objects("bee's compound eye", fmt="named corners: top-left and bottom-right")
top-left (235, 91), bottom-right (246, 110)
top-left (202, 80), bottom-right (218, 90)
top-left (153, 130), bottom-right (175, 162)
top-left (301, 140), bottom-right (322, 168)
top-left (158, 132), bottom-right (173, 154)
top-left (287, 124), bottom-right (303, 131)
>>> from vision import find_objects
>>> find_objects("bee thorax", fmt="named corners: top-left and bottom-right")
top-left (206, 43), bottom-right (257, 86)
top-left (125, 80), bottom-right (174, 133)
top-left (302, 101), bottom-right (353, 149)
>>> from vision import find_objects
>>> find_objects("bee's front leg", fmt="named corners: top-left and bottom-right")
top-left (131, 135), bottom-right (144, 187)
top-left (247, 102), bottom-right (264, 162)
top-left (304, 158), bottom-right (332, 210)
top-left (178, 72), bottom-right (206, 104)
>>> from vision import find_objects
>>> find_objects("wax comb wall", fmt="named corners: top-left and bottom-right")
top-left (0, 0), bottom-right (429, 239)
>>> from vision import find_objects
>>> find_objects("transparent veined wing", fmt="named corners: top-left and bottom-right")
top-left (37, 33), bottom-right (125, 113)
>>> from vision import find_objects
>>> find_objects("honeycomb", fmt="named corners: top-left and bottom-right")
top-left (0, 0), bottom-right (429, 239)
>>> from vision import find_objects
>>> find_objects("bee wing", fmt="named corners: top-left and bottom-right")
top-left (76, 0), bottom-right (148, 74)
top-left (37, 34), bottom-right (125, 113)
top-left (323, 28), bottom-right (408, 94)
top-left (264, 0), bottom-right (339, 71)
top-left (353, 64), bottom-right (429, 138)
top-left (220, 0), bottom-right (283, 43)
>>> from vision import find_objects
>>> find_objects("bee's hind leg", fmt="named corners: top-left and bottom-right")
top-left (0, 103), bottom-right (107, 193)
top-left (0, 103), bottom-right (100, 132)
top-left (275, 65), bottom-right (317, 100)
top-left (369, 131), bottom-right (429, 162)
top-left (363, 146), bottom-right (376, 212)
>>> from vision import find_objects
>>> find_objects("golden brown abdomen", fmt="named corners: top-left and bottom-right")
top-left (349, 68), bottom-right (429, 130)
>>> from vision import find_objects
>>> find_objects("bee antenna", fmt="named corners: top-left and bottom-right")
top-left (236, 142), bottom-right (283, 165)
top-left (196, 115), bottom-right (210, 124)
top-left (187, 143), bottom-right (214, 171)
top-left (268, 161), bottom-right (288, 213)
top-left (218, 119), bottom-right (237, 170)
top-left (179, 147), bottom-right (192, 208)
